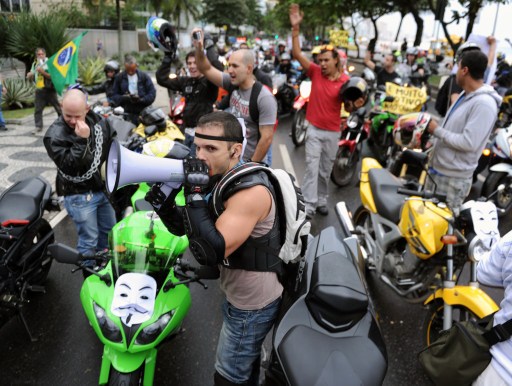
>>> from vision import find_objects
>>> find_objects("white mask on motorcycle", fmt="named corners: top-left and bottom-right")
top-left (111, 273), bottom-right (157, 327)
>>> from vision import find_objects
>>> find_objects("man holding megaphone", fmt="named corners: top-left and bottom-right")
top-left (144, 111), bottom-right (283, 386)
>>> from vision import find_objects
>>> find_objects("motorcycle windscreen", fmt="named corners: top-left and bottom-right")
top-left (109, 211), bottom-right (188, 277)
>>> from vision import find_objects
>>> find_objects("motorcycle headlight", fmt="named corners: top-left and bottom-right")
top-left (93, 302), bottom-right (123, 343)
top-left (135, 311), bottom-right (175, 345)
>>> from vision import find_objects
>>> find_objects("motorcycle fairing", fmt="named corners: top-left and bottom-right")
top-left (359, 157), bottom-right (384, 213)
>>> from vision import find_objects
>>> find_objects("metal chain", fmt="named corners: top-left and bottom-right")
top-left (59, 123), bottom-right (104, 183)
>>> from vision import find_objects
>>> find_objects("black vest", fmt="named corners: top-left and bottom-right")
top-left (211, 169), bottom-right (283, 275)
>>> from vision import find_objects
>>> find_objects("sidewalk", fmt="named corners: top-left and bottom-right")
top-left (0, 74), bottom-right (171, 198)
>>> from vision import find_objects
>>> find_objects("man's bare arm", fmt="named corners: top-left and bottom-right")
top-left (192, 28), bottom-right (223, 87)
top-left (251, 125), bottom-right (274, 162)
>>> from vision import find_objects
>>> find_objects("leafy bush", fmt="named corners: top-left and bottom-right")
top-left (78, 57), bottom-right (106, 86)
top-left (2, 78), bottom-right (36, 109)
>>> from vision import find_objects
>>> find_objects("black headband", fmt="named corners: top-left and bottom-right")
top-left (194, 132), bottom-right (244, 143)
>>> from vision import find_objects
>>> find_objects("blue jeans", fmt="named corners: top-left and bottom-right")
top-left (215, 297), bottom-right (281, 385)
top-left (0, 84), bottom-right (5, 127)
top-left (64, 191), bottom-right (116, 256)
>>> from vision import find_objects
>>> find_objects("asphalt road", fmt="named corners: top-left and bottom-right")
top-left (0, 113), bottom-right (509, 386)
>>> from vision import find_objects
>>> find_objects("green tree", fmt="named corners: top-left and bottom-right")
top-left (246, 0), bottom-right (264, 32)
top-left (163, 0), bottom-right (202, 37)
top-left (3, 11), bottom-right (70, 74)
top-left (201, 0), bottom-right (249, 30)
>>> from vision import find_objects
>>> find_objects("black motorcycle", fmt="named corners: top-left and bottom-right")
top-left (0, 176), bottom-right (58, 341)
top-left (267, 222), bottom-right (388, 385)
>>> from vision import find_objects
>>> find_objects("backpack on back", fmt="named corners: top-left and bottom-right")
top-left (212, 162), bottom-right (311, 291)
top-left (435, 74), bottom-right (454, 117)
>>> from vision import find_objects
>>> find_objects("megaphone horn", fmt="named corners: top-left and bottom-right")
top-left (106, 139), bottom-right (184, 194)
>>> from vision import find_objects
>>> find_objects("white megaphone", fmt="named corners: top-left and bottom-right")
top-left (106, 139), bottom-right (184, 194)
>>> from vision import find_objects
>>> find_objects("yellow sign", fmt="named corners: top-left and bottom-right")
top-left (382, 82), bottom-right (428, 115)
top-left (329, 30), bottom-right (349, 48)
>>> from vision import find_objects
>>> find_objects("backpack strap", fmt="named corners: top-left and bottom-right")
top-left (249, 81), bottom-right (263, 126)
top-left (212, 162), bottom-right (267, 217)
top-left (483, 318), bottom-right (512, 346)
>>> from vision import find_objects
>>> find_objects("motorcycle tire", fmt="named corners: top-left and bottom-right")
top-left (331, 147), bottom-right (359, 187)
top-left (423, 299), bottom-right (479, 347)
top-left (24, 219), bottom-right (55, 285)
top-left (291, 109), bottom-right (308, 147)
top-left (108, 366), bottom-right (144, 386)
top-left (481, 172), bottom-right (512, 217)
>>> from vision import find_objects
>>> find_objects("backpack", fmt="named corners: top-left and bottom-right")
top-left (435, 74), bottom-right (454, 117)
top-left (212, 162), bottom-right (311, 291)
top-left (226, 81), bottom-right (279, 131)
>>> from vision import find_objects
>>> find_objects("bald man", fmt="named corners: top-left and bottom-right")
top-left (44, 88), bottom-right (116, 257)
top-left (193, 28), bottom-right (277, 164)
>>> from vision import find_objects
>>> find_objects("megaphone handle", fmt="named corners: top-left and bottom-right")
top-left (152, 182), bottom-right (182, 209)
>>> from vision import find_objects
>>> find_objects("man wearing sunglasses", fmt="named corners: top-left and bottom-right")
top-left (289, 3), bottom-right (352, 218)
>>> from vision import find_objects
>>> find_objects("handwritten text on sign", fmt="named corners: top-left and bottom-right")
top-left (383, 82), bottom-right (427, 115)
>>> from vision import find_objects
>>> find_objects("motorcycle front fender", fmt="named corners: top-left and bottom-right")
top-left (293, 98), bottom-right (306, 110)
top-left (338, 139), bottom-right (357, 153)
top-left (489, 163), bottom-right (512, 175)
top-left (99, 346), bottom-right (157, 385)
top-left (424, 286), bottom-right (499, 318)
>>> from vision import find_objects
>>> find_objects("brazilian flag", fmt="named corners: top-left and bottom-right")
top-left (47, 31), bottom-right (88, 95)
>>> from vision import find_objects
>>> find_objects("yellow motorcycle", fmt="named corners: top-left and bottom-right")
top-left (336, 157), bottom-right (501, 345)
top-left (124, 106), bottom-right (185, 152)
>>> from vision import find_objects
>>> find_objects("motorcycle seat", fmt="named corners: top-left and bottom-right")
top-left (369, 168), bottom-right (404, 224)
top-left (306, 250), bottom-right (368, 333)
top-left (0, 178), bottom-right (46, 224)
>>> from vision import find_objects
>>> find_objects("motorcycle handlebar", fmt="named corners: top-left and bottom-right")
top-left (397, 187), bottom-right (448, 203)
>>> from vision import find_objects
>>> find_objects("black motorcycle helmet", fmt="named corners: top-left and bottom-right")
top-left (339, 77), bottom-right (369, 104)
top-left (139, 106), bottom-right (167, 131)
top-left (104, 60), bottom-right (120, 75)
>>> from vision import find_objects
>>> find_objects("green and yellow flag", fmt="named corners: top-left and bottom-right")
top-left (47, 31), bottom-right (88, 95)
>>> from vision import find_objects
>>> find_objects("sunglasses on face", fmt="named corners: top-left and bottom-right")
top-left (67, 83), bottom-right (89, 102)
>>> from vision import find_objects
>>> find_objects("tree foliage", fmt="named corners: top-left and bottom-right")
top-left (2, 12), bottom-right (70, 73)
top-left (201, 0), bottom-right (249, 29)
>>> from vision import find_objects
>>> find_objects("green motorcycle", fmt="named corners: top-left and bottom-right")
top-left (48, 141), bottom-right (217, 385)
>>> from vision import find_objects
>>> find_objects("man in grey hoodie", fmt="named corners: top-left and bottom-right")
top-left (425, 50), bottom-right (502, 212)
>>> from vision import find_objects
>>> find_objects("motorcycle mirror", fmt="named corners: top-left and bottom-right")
top-left (48, 243), bottom-right (82, 265)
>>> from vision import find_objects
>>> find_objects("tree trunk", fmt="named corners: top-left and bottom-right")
top-left (465, 0), bottom-right (483, 39)
top-left (116, 0), bottom-right (122, 59)
top-left (394, 12), bottom-right (405, 42)
top-left (411, 9), bottom-right (423, 46)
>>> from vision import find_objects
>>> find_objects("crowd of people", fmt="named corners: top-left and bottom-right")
top-left (11, 3), bottom-right (512, 384)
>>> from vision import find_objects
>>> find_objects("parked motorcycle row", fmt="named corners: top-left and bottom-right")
top-left (3, 53), bottom-right (512, 386)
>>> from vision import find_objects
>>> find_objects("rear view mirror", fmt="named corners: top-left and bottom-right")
top-left (48, 243), bottom-right (82, 265)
